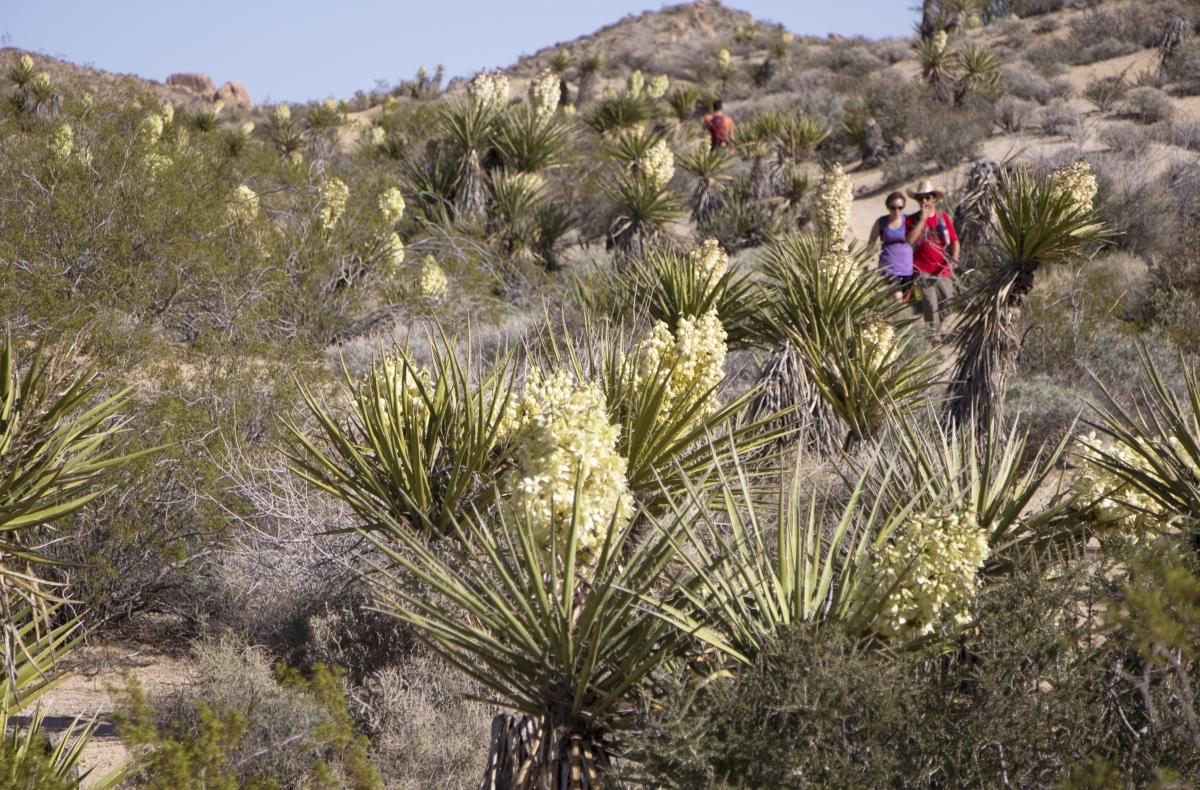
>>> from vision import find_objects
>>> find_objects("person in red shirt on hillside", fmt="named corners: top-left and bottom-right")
top-left (904, 179), bottom-right (960, 343)
top-left (702, 101), bottom-right (734, 149)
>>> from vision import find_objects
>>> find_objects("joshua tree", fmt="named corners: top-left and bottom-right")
top-left (576, 51), bottom-right (606, 106)
top-left (946, 166), bottom-right (1115, 427)
top-left (679, 146), bottom-right (734, 224)
top-left (440, 99), bottom-right (500, 221)
top-left (954, 43), bottom-right (1001, 104)
top-left (916, 32), bottom-right (957, 102)
top-left (605, 174), bottom-right (682, 263)
top-left (550, 48), bottom-right (572, 106)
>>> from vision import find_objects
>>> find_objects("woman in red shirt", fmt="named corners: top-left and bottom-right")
top-left (904, 180), bottom-right (959, 343)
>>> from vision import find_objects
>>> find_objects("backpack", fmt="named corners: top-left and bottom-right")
top-left (709, 115), bottom-right (732, 146)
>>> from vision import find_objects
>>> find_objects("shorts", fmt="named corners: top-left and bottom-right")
top-left (883, 273), bottom-right (914, 294)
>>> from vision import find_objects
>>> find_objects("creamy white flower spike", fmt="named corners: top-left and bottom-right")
top-left (634, 309), bottom-right (727, 422)
top-left (419, 255), bottom-right (448, 298)
top-left (716, 48), bottom-right (732, 68)
top-left (468, 70), bottom-right (510, 111)
top-left (381, 233), bottom-right (405, 272)
top-left (815, 164), bottom-right (854, 246)
top-left (688, 237), bottom-right (729, 282)
top-left (141, 114), bottom-right (164, 144)
top-left (646, 74), bottom-right (670, 99)
top-left (160, 103), bottom-right (175, 125)
top-left (378, 187), bottom-right (406, 224)
top-left (318, 177), bottom-right (349, 229)
top-left (1049, 159), bottom-right (1098, 215)
top-left (626, 70), bottom-right (645, 98)
top-left (142, 153), bottom-right (173, 180)
top-left (638, 139), bottom-right (675, 189)
top-left (1073, 433), bottom-right (1181, 541)
top-left (239, 121), bottom-right (255, 137)
top-left (49, 124), bottom-right (73, 163)
top-left (868, 508), bottom-right (990, 641)
top-left (272, 103), bottom-right (292, 124)
top-left (503, 368), bottom-right (632, 559)
top-left (229, 184), bottom-right (260, 222)
top-left (528, 68), bottom-right (561, 125)
top-left (933, 30), bottom-right (949, 52)
top-left (859, 316), bottom-right (896, 371)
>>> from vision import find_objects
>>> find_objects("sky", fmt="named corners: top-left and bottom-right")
top-left (5, 1), bottom-right (916, 104)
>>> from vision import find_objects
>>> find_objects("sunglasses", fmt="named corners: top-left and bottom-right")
top-left (888, 203), bottom-right (905, 210)
top-left (919, 194), bottom-right (937, 201)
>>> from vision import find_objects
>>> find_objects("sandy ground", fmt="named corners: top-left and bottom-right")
top-left (10, 639), bottom-right (198, 787)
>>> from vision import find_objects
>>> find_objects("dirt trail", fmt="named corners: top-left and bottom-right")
top-left (18, 641), bottom-right (198, 787)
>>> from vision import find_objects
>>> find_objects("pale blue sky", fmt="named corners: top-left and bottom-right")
top-left (6, 1), bottom-right (915, 103)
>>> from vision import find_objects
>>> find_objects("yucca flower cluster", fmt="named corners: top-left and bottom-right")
top-left (688, 237), bottom-right (728, 281)
top-left (228, 185), bottom-right (260, 223)
top-left (239, 121), bottom-right (255, 137)
top-left (626, 70), bottom-right (646, 97)
top-left (141, 113), bottom-right (164, 144)
top-left (161, 103), bottom-right (175, 125)
top-left (49, 123), bottom-right (73, 163)
top-left (376, 353), bottom-right (432, 433)
top-left (503, 368), bottom-right (633, 558)
top-left (1049, 159), bottom-right (1098, 215)
top-left (378, 187), bottom-right (406, 224)
top-left (468, 70), bottom-right (510, 111)
top-left (318, 177), bottom-right (349, 229)
top-left (933, 30), bottom-right (949, 53)
top-left (635, 310), bottom-right (727, 420)
top-left (528, 68), bottom-right (560, 124)
top-left (815, 164), bottom-right (854, 246)
top-left (272, 103), bottom-right (291, 124)
top-left (380, 233), bottom-right (405, 272)
top-left (868, 509), bottom-right (990, 641)
top-left (1073, 433), bottom-right (1176, 540)
top-left (716, 48), bottom-right (732, 69)
top-left (646, 74), bottom-right (670, 99)
top-left (143, 153), bottom-right (173, 180)
top-left (820, 247), bottom-right (860, 284)
top-left (419, 255), bottom-right (448, 298)
top-left (859, 315), bottom-right (896, 371)
top-left (638, 139), bottom-right (675, 189)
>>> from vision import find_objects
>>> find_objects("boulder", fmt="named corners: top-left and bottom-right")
top-left (213, 80), bottom-right (252, 108)
top-left (166, 73), bottom-right (215, 95)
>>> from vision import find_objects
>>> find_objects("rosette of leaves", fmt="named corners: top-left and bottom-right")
top-left (584, 89), bottom-right (658, 134)
top-left (954, 43), bottom-right (1001, 104)
top-left (25, 72), bottom-right (58, 118)
top-left (773, 112), bottom-right (829, 164)
top-left (533, 203), bottom-right (578, 271)
top-left (602, 126), bottom-right (669, 183)
top-left (604, 173), bottom-right (682, 263)
top-left (263, 103), bottom-right (303, 157)
top-left (287, 339), bottom-right (520, 537)
top-left (750, 235), bottom-right (941, 451)
top-left (489, 169), bottom-right (545, 259)
top-left (734, 113), bottom-right (780, 204)
top-left (304, 98), bottom-right (345, 160)
top-left (916, 31), bottom-right (958, 102)
top-left (491, 102), bottom-right (573, 173)
top-left (679, 145), bottom-right (734, 224)
top-left (1084, 348), bottom-right (1200, 530)
top-left (438, 98), bottom-right (501, 221)
top-left (189, 100), bottom-right (223, 133)
top-left (643, 447), bottom-right (949, 664)
top-left (575, 51), bottom-right (607, 106)
top-left (946, 166), bottom-right (1115, 427)
top-left (398, 144), bottom-right (459, 223)
top-left (627, 247), bottom-right (757, 347)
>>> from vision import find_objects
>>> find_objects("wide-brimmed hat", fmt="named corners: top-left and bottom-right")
top-left (906, 180), bottom-right (946, 200)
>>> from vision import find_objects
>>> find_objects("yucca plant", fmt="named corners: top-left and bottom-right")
top-left (602, 126), bottom-right (665, 175)
top-left (438, 98), bottom-right (501, 221)
top-left (533, 204), bottom-right (578, 271)
top-left (946, 166), bottom-right (1116, 427)
top-left (751, 235), bottom-right (941, 450)
top-left (0, 337), bottom-right (147, 684)
top-left (190, 101), bottom-right (223, 133)
top-left (550, 49), bottom-right (572, 106)
top-left (360, 482), bottom-right (695, 790)
top-left (262, 104), bottom-right (303, 157)
top-left (626, 247), bottom-right (757, 347)
top-left (584, 90), bottom-right (658, 134)
top-left (604, 174), bottom-right (682, 263)
top-left (26, 73), bottom-right (57, 118)
top-left (666, 86), bottom-right (701, 125)
top-left (773, 112), bottom-right (829, 164)
top-left (954, 43), bottom-right (1002, 104)
top-left (1084, 348), bottom-right (1200, 528)
top-left (576, 51), bottom-right (607, 106)
top-left (735, 114), bottom-right (779, 204)
top-left (7, 55), bottom-right (36, 90)
top-left (644, 446), bottom-right (948, 664)
top-left (492, 104), bottom-right (573, 173)
top-left (489, 169), bottom-right (546, 259)
top-left (678, 146), bottom-right (734, 224)
top-left (399, 147), bottom-right (459, 222)
top-left (287, 339), bottom-right (519, 538)
top-left (858, 408), bottom-right (1083, 566)
top-left (916, 35), bottom-right (958, 102)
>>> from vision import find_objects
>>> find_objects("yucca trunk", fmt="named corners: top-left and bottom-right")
top-left (478, 713), bottom-right (610, 790)
top-left (747, 156), bottom-right (774, 203)
top-left (689, 178), bottom-right (726, 224)
top-left (607, 217), bottom-right (657, 265)
top-left (456, 147), bottom-right (488, 222)
top-left (751, 342), bottom-right (843, 455)
top-left (945, 267), bottom-right (1036, 428)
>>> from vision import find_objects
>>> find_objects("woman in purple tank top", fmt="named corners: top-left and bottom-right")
top-left (867, 191), bottom-right (914, 302)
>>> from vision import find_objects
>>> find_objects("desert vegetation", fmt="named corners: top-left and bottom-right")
top-left (5, 0), bottom-right (1200, 786)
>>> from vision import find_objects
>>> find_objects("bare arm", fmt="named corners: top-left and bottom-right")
top-left (867, 217), bottom-right (882, 249)
top-left (949, 240), bottom-right (960, 265)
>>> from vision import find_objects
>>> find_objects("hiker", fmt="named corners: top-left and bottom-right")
top-left (905, 179), bottom-right (959, 343)
top-left (868, 191), bottom-right (913, 302)
top-left (702, 101), bottom-right (734, 149)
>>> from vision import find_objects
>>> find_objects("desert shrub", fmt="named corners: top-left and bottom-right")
top-left (881, 152), bottom-right (925, 185)
top-left (1021, 40), bottom-right (1073, 76)
top-left (631, 547), bottom-right (1200, 789)
top-left (874, 39), bottom-right (910, 64)
top-left (1005, 376), bottom-right (1086, 457)
top-left (1017, 0), bottom-right (1065, 17)
top-left (1141, 226), bottom-right (1200, 353)
top-left (1002, 61), bottom-right (1070, 103)
top-left (1085, 73), bottom-right (1130, 112)
top-left (994, 95), bottom-right (1038, 132)
top-left (916, 111), bottom-right (988, 170)
top-left (1075, 38), bottom-right (1140, 65)
top-left (1038, 98), bottom-right (1080, 136)
top-left (1100, 120), bottom-right (1153, 158)
top-left (1123, 86), bottom-right (1176, 123)
top-left (855, 68), bottom-right (929, 143)
top-left (826, 45), bottom-right (884, 76)
top-left (1033, 15), bottom-right (1061, 33)
top-left (1092, 160), bottom-right (1175, 257)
